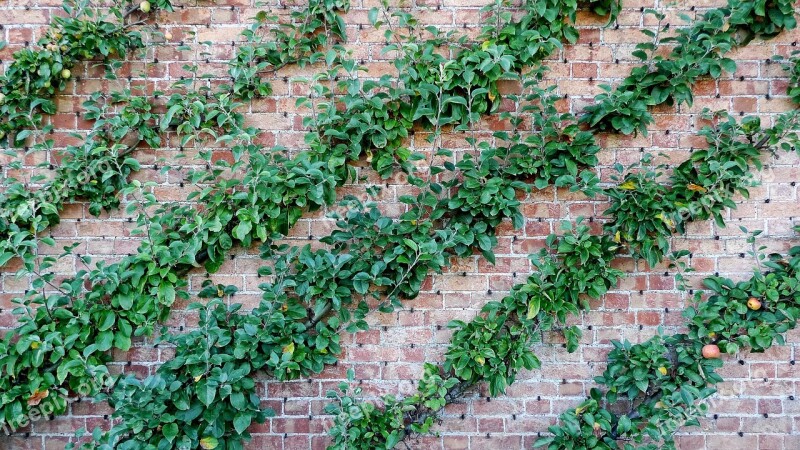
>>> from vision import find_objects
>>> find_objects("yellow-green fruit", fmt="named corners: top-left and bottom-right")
top-left (61, 69), bottom-right (71, 79)
top-left (140, 1), bottom-right (151, 13)
top-left (164, 31), bottom-right (173, 40)
top-left (0, 93), bottom-right (5, 105)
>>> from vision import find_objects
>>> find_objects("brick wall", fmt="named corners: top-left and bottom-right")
top-left (3, 0), bottom-right (800, 449)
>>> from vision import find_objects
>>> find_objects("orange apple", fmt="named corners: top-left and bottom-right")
top-left (702, 344), bottom-right (720, 359)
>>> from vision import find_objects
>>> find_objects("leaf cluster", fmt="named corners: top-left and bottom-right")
top-left (0, 0), bottom-right (172, 146)
top-left (604, 110), bottom-right (800, 267)
top-left (581, 1), bottom-right (797, 135)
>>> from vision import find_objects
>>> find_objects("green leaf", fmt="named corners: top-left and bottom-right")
top-left (353, 272), bottom-right (371, 295)
top-left (163, 423), bottom-right (178, 442)
top-left (233, 413), bottom-right (252, 435)
top-left (368, 7), bottom-right (379, 26)
top-left (219, 232), bottom-right (233, 250)
top-left (159, 281), bottom-right (176, 306)
top-left (162, 104), bottom-right (183, 130)
top-left (233, 221), bottom-right (252, 242)
top-left (200, 437), bottom-right (219, 449)
top-left (527, 297), bottom-right (541, 320)
top-left (196, 380), bottom-right (216, 406)
top-left (97, 311), bottom-right (116, 331)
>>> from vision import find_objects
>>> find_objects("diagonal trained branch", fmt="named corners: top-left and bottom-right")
top-left (581, 0), bottom-right (798, 135)
top-left (538, 231), bottom-right (800, 448)
top-left (0, 0), bottom-right (173, 147)
top-left (0, 0), bottom-right (353, 273)
top-left (323, 86), bottom-right (800, 449)
top-left (0, 0), bottom-right (608, 436)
